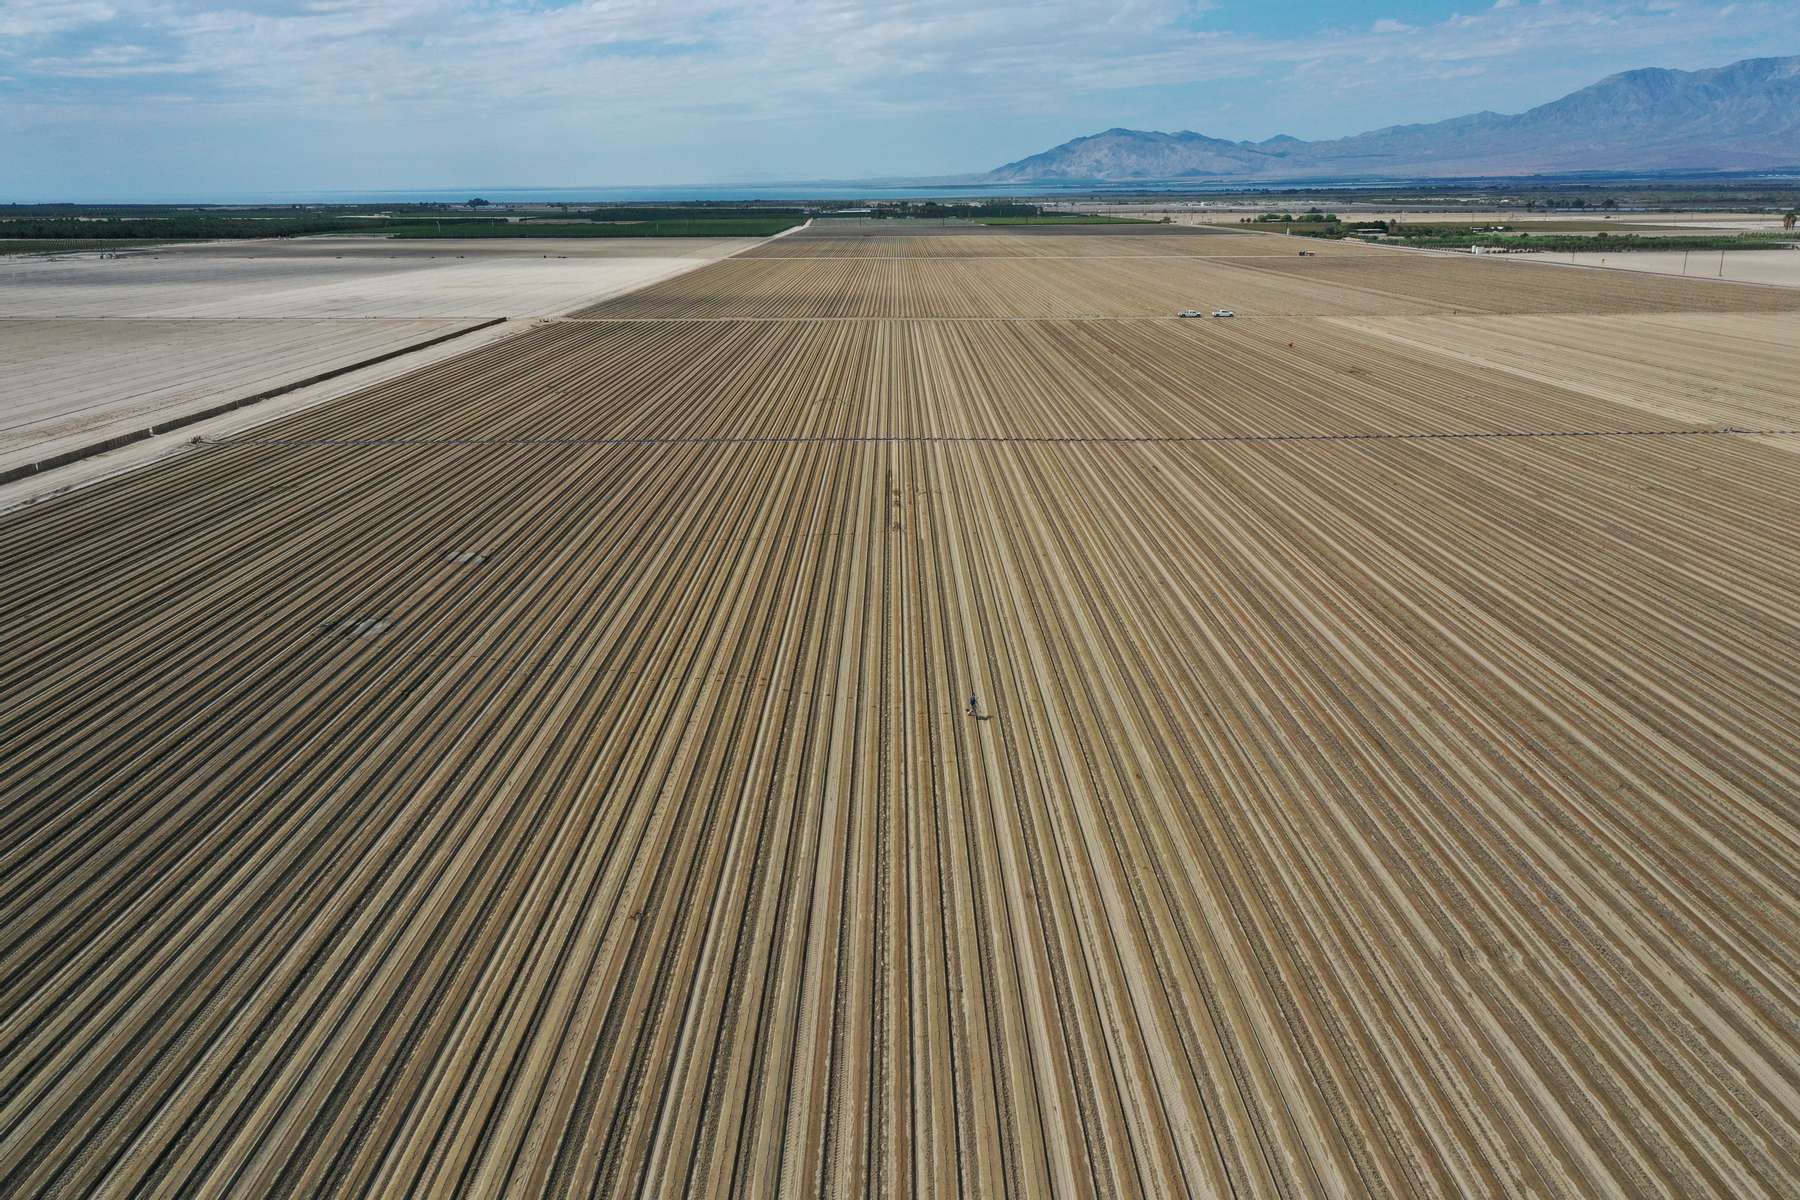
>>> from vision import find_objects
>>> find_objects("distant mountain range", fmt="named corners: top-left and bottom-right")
top-left (986, 55), bottom-right (1800, 182)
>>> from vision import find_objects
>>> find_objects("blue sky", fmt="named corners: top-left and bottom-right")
top-left (1, 0), bottom-right (1793, 199)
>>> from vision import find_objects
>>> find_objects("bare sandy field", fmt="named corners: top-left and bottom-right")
top-left (1526, 248), bottom-right (1800, 289)
top-left (0, 235), bottom-right (753, 487)
top-left (0, 236), bottom-right (755, 319)
top-left (1330, 312), bottom-right (1800, 432)
top-left (174, 236), bottom-right (753, 260)
top-left (1230, 253), bottom-right (1800, 314)
top-left (1, 220), bottom-right (1796, 1198)
top-left (0, 318), bottom-right (480, 476)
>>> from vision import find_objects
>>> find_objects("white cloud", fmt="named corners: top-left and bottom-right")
top-left (0, 0), bottom-right (116, 39)
top-left (30, 43), bottom-right (202, 78)
top-left (4, 0), bottom-right (1790, 119)
top-left (2, 0), bottom-right (1794, 189)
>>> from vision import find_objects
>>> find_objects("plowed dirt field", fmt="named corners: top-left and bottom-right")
top-left (2, 224), bottom-right (1796, 1199)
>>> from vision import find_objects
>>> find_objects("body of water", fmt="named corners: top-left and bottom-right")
top-left (18, 169), bottom-right (1796, 207)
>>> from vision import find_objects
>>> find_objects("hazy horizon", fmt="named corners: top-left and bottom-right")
top-left (3, 0), bottom-right (1796, 200)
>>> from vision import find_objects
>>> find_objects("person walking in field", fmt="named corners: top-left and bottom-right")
top-left (966, 689), bottom-right (979, 718)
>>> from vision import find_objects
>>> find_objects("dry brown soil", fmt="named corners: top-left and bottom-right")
top-left (1, 224), bottom-right (1796, 1198)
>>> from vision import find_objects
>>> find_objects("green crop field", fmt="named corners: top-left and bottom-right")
top-left (1387, 226), bottom-right (1800, 252)
top-left (978, 214), bottom-right (1156, 225)
top-left (0, 239), bottom-right (181, 256)
top-left (579, 207), bottom-right (804, 222)
top-left (0, 215), bottom-right (391, 241)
